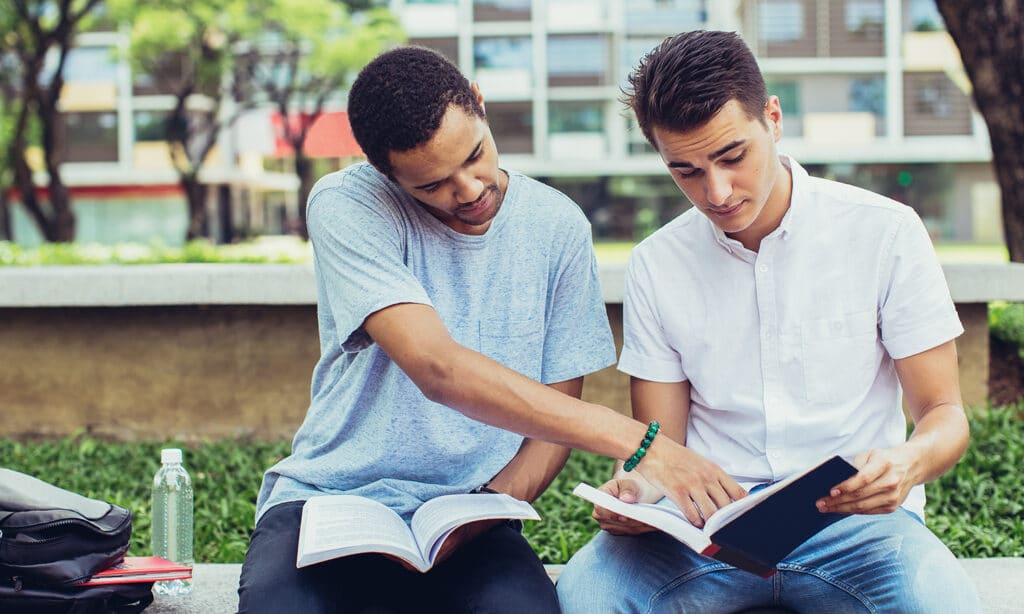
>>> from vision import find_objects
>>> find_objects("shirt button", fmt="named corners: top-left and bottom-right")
top-left (770, 450), bottom-right (782, 459)
top-left (759, 264), bottom-right (768, 273)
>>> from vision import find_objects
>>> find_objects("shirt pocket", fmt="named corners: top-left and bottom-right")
top-left (479, 317), bottom-right (544, 381)
top-left (801, 310), bottom-right (880, 405)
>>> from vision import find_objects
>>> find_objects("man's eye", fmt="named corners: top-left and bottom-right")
top-left (422, 184), bottom-right (441, 193)
top-left (724, 153), bottom-right (746, 165)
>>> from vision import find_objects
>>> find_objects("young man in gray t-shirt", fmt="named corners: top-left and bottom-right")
top-left (237, 47), bottom-right (745, 613)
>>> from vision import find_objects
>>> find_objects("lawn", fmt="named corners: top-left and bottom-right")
top-left (2, 405), bottom-right (1021, 564)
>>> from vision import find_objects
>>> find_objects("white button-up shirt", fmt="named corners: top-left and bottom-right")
top-left (619, 157), bottom-right (963, 519)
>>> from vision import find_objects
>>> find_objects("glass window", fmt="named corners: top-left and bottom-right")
top-left (474, 0), bottom-right (530, 22)
top-left (624, 0), bottom-right (706, 33)
top-left (849, 76), bottom-right (886, 135)
top-left (549, 101), bottom-right (604, 133)
top-left (485, 102), bottom-right (533, 154)
top-left (904, 0), bottom-right (945, 31)
top-left (903, 72), bottom-right (972, 136)
top-left (766, 80), bottom-right (799, 115)
top-left (844, 0), bottom-right (884, 38)
top-left (474, 37), bottom-right (532, 71)
top-left (620, 38), bottom-right (661, 86)
top-left (548, 35), bottom-right (609, 87)
top-left (410, 37), bottom-right (459, 64)
top-left (759, 0), bottom-right (804, 43)
top-left (134, 111), bottom-right (169, 142)
top-left (61, 112), bottom-right (118, 162)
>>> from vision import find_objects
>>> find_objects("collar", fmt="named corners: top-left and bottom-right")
top-left (707, 154), bottom-right (807, 256)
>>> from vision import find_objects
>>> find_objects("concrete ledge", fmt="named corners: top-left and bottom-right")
top-left (1, 262), bottom-right (1022, 307)
top-left (148, 559), bottom-right (1024, 613)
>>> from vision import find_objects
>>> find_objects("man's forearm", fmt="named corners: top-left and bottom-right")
top-left (904, 402), bottom-right (970, 485)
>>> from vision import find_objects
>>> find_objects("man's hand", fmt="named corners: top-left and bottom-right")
top-left (815, 446), bottom-right (919, 515)
top-left (591, 478), bottom-right (659, 535)
top-left (636, 436), bottom-right (748, 528)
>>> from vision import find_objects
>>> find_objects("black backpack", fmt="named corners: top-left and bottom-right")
top-left (0, 469), bottom-right (153, 613)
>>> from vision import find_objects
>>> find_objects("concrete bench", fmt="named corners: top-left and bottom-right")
top-left (149, 559), bottom-right (1023, 613)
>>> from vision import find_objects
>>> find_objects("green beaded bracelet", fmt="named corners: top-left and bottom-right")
top-left (623, 421), bottom-right (660, 472)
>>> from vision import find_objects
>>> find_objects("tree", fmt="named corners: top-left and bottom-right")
top-left (3, 0), bottom-right (104, 242)
top-left (109, 0), bottom-right (258, 241)
top-left (934, 1), bottom-right (1024, 262)
top-left (235, 1), bottom-right (402, 239)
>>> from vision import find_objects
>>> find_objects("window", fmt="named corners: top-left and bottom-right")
top-left (409, 37), bottom-right (459, 64)
top-left (621, 38), bottom-right (662, 86)
top-left (548, 35), bottom-right (609, 87)
top-left (905, 0), bottom-right (944, 31)
top-left (134, 112), bottom-right (170, 142)
top-left (474, 0), bottom-right (530, 22)
top-left (849, 76), bottom-right (886, 135)
top-left (485, 102), bottom-right (533, 154)
top-left (759, 0), bottom-right (804, 43)
top-left (474, 37), bottom-right (532, 71)
top-left (624, 0), bottom-right (706, 33)
top-left (61, 112), bottom-right (118, 163)
top-left (844, 0), bottom-right (884, 38)
top-left (549, 102), bottom-right (604, 133)
top-left (766, 80), bottom-right (800, 116)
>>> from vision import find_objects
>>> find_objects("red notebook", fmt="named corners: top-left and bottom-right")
top-left (75, 556), bottom-right (193, 586)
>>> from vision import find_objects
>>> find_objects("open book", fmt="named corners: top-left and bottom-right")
top-left (296, 492), bottom-right (540, 572)
top-left (75, 556), bottom-right (192, 586)
top-left (574, 455), bottom-right (858, 577)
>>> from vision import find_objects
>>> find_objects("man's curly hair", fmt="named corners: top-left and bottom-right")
top-left (348, 46), bottom-right (485, 178)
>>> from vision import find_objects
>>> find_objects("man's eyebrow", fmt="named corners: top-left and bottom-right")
top-left (667, 139), bottom-right (746, 168)
top-left (412, 139), bottom-right (484, 190)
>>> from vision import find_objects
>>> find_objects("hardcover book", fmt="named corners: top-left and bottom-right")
top-left (573, 455), bottom-right (858, 577)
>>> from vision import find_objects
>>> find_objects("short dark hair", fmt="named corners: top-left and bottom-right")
top-left (347, 46), bottom-right (485, 177)
top-left (625, 30), bottom-right (768, 144)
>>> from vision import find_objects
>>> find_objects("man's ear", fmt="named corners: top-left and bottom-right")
top-left (764, 96), bottom-right (783, 141)
top-left (471, 81), bottom-right (486, 114)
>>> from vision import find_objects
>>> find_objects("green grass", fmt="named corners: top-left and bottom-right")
top-left (2, 406), bottom-right (1022, 564)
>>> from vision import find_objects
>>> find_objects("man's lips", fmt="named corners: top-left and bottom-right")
top-left (459, 188), bottom-right (495, 216)
top-left (709, 201), bottom-right (744, 217)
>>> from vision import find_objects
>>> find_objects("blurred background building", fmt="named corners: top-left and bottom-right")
top-left (6, 0), bottom-right (1002, 246)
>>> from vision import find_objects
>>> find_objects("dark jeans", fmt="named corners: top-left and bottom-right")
top-left (237, 500), bottom-right (560, 614)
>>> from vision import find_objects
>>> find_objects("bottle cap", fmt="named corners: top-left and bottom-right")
top-left (161, 448), bottom-right (183, 464)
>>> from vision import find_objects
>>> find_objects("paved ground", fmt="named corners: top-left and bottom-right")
top-left (148, 558), bottom-right (1024, 613)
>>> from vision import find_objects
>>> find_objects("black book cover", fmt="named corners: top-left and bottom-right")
top-left (709, 456), bottom-right (858, 570)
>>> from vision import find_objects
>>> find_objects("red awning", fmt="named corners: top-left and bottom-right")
top-left (270, 111), bottom-right (363, 158)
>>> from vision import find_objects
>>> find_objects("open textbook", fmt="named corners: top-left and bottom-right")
top-left (296, 492), bottom-right (540, 572)
top-left (574, 455), bottom-right (858, 577)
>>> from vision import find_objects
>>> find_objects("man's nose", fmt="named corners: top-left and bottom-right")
top-left (705, 169), bottom-right (733, 207)
top-left (454, 172), bottom-right (485, 204)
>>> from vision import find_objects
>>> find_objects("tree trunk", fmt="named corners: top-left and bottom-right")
top-left (183, 176), bottom-right (208, 241)
top-left (0, 189), bottom-right (11, 241)
top-left (935, 0), bottom-right (1024, 262)
top-left (295, 154), bottom-right (314, 241)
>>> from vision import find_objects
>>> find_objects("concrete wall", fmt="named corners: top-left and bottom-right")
top-left (1, 263), bottom-right (1021, 441)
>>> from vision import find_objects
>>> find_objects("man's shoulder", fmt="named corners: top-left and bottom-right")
top-left (632, 208), bottom-right (706, 259)
top-left (309, 162), bottom-right (396, 204)
top-left (803, 174), bottom-right (912, 221)
top-left (506, 171), bottom-right (587, 221)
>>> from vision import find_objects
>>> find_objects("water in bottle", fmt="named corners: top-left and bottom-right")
top-left (151, 448), bottom-right (194, 596)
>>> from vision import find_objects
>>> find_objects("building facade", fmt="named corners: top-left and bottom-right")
top-left (393, 0), bottom-right (1001, 243)
top-left (5, 0), bottom-right (1003, 246)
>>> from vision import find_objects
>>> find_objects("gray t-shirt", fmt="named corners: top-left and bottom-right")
top-left (256, 163), bottom-right (616, 522)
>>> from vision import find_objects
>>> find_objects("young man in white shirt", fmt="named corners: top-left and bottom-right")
top-left (557, 30), bottom-right (981, 613)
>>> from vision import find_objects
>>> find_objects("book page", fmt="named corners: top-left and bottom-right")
top-left (572, 484), bottom-right (712, 553)
top-left (410, 493), bottom-right (540, 564)
top-left (297, 495), bottom-right (424, 569)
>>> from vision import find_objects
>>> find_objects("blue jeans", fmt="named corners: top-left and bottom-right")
top-left (557, 509), bottom-right (980, 613)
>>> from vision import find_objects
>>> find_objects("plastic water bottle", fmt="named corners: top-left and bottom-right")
top-left (151, 448), bottom-right (194, 596)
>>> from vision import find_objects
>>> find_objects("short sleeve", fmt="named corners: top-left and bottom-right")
top-left (878, 208), bottom-right (963, 359)
top-left (538, 214), bottom-right (616, 383)
top-left (306, 179), bottom-right (432, 353)
top-left (618, 248), bottom-right (687, 382)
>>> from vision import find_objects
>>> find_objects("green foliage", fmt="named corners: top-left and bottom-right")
top-left (0, 436), bottom-right (291, 563)
top-left (990, 302), bottom-right (1024, 359)
top-left (0, 239), bottom-right (311, 265)
top-left (925, 405), bottom-right (1024, 557)
top-left (1, 407), bottom-right (1020, 563)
